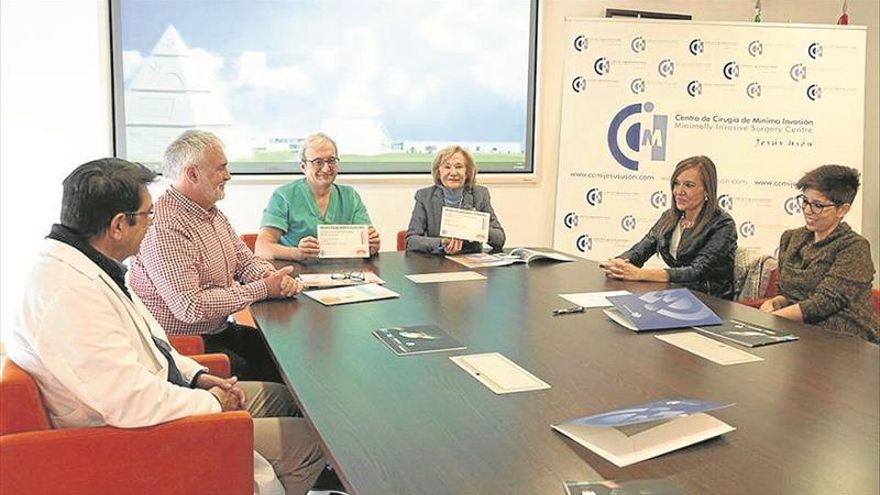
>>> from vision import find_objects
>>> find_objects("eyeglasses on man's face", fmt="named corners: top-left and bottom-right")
top-left (125, 208), bottom-right (155, 220)
top-left (303, 157), bottom-right (340, 169)
top-left (330, 271), bottom-right (365, 282)
top-left (795, 194), bottom-right (840, 214)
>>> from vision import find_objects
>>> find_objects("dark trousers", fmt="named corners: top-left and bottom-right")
top-left (203, 323), bottom-right (283, 383)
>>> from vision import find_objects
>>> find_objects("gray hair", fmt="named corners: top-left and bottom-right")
top-left (299, 133), bottom-right (338, 162)
top-left (163, 129), bottom-right (225, 179)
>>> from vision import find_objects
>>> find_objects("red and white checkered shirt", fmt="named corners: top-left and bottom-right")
top-left (130, 187), bottom-right (275, 336)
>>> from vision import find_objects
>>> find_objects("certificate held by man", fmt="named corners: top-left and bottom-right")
top-left (317, 224), bottom-right (369, 258)
top-left (439, 207), bottom-right (490, 243)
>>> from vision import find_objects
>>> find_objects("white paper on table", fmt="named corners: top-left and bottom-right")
top-left (559, 290), bottom-right (631, 309)
top-left (439, 207), bottom-right (490, 243)
top-left (450, 352), bottom-right (551, 394)
top-left (655, 332), bottom-right (764, 365)
top-left (317, 224), bottom-right (369, 258)
top-left (405, 271), bottom-right (487, 284)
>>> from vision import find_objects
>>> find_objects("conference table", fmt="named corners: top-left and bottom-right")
top-left (250, 251), bottom-right (879, 495)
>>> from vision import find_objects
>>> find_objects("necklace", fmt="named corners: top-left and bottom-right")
top-left (680, 217), bottom-right (694, 229)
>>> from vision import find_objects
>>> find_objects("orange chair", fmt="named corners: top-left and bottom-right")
top-left (0, 358), bottom-right (252, 495)
top-left (397, 230), bottom-right (407, 251)
top-left (241, 233), bottom-right (258, 252)
top-left (233, 233), bottom-right (259, 328)
top-left (873, 288), bottom-right (880, 315)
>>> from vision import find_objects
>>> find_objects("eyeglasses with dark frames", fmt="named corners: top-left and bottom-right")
top-left (795, 194), bottom-right (840, 214)
top-left (303, 157), bottom-right (340, 169)
top-left (330, 271), bottom-right (365, 282)
top-left (124, 208), bottom-right (155, 220)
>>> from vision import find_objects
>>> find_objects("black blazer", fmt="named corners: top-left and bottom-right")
top-left (619, 209), bottom-right (738, 299)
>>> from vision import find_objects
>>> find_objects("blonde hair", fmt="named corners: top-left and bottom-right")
top-left (431, 145), bottom-right (477, 187)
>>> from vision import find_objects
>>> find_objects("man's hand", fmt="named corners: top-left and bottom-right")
top-left (198, 374), bottom-right (246, 411)
top-left (297, 236), bottom-right (320, 260)
top-left (368, 226), bottom-right (381, 255)
top-left (264, 266), bottom-right (300, 298)
top-left (442, 237), bottom-right (463, 255)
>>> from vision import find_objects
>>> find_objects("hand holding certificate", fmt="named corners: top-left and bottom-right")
top-left (317, 224), bottom-right (369, 258)
top-left (439, 207), bottom-right (490, 243)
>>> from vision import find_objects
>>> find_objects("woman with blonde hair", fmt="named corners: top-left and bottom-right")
top-left (602, 155), bottom-right (738, 299)
top-left (405, 145), bottom-right (505, 254)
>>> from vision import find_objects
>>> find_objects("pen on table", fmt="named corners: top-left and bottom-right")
top-left (552, 305), bottom-right (586, 316)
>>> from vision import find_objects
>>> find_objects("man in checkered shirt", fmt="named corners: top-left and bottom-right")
top-left (130, 130), bottom-right (302, 382)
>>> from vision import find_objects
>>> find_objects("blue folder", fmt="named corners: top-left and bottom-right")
top-left (603, 288), bottom-right (722, 331)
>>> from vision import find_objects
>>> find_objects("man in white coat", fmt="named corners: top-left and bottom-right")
top-left (8, 158), bottom-right (325, 495)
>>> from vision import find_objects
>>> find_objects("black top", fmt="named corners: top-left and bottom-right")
top-left (618, 209), bottom-right (738, 299)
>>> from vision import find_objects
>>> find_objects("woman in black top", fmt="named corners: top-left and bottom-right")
top-left (602, 155), bottom-right (738, 299)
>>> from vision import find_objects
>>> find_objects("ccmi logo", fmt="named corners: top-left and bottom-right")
top-left (739, 221), bottom-right (756, 238)
top-left (686, 80), bottom-right (702, 97)
top-left (806, 84), bottom-right (822, 101)
top-left (571, 76), bottom-right (586, 93)
top-left (594, 57), bottom-right (610, 75)
top-left (631, 36), bottom-right (646, 53)
top-left (630, 78), bottom-right (646, 94)
top-left (657, 59), bottom-right (675, 77)
top-left (620, 215), bottom-right (636, 232)
top-left (748, 40), bottom-right (763, 57)
top-left (638, 290), bottom-right (716, 321)
top-left (563, 212), bottom-right (578, 229)
top-left (585, 187), bottom-right (603, 206)
top-left (688, 39), bottom-right (704, 56)
top-left (573, 35), bottom-right (588, 52)
top-left (719, 194), bottom-right (733, 211)
top-left (576, 234), bottom-right (592, 252)
top-left (808, 42), bottom-right (823, 59)
top-left (746, 82), bottom-right (762, 99)
top-left (650, 191), bottom-right (668, 209)
top-left (722, 61), bottom-right (740, 80)
top-left (790, 63), bottom-right (807, 82)
top-left (784, 196), bottom-right (802, 215)
top-left (607, 102), bottom-right (668, 171)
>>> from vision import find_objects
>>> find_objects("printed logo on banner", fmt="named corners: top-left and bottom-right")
top-left (594, 57), bottom-right (611, 75)
top-left (576, 234), bottom-right (592, 252)
top-left (688, 39), bottom-right (704, 56)
top-left (585, 187), bottom-right (603, 206)
top-left (657, 59), bottom-right (675, 77)
top-left (806, 84), bottom-right (822, 101)
top-left (650, 191), bottom-right (668, 209)
top-left (719, 194), bottom-right (733, 211)
top-left (808, 42), bottom-right (823, 59)
top-left (574, 35), bottom-right (588, 52)
top-left (746, 82), bottom-right (762, 99)
top-left (783, 196), bottom-right (802, 215)
top-left (686, 80), bottom-right (702, 97)
top-left (631, 36), bottom-right (646, 53)
top-left (563, 212), bottom-right (579, 229)
top-left (790, 63), bottom-right (807, 82)
top-left (748, 40), bottom-right (763, 57)
top-left (620, 215), bottom-right (637, 232)
top-left (571, 76), bottom-right (587, 93)
top-left (630, 78), bottom-right (646, 94)
top-left (607, 102), bottom-right (668, 171)
top-left (739, 221), bottom-right (756, 238)
top-left (722, 61), bottom-right (740, 80)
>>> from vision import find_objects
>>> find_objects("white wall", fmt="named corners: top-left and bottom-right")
top-left (2, 0), bottom-right (878, 343)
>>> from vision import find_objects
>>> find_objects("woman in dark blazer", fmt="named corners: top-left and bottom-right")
top-left (602, 155), bottom-right (738, 299)
top-left (405, 145), bottom-right (505, 254)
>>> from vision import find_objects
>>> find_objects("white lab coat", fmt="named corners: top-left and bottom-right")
top-left (9, 238), bottom-right (221, 428)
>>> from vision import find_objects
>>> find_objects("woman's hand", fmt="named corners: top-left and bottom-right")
top-left (442, 237), bottom-right (464, 255)
top-left (760, 295), bottom-right (788, 313)
top-left (296, 236), bottom-right (320, 260)
top-left (602, 258), bottom-right (641, 280)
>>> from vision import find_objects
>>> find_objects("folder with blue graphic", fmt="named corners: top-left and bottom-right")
top-left (603, 288), bottom-right (722, 331)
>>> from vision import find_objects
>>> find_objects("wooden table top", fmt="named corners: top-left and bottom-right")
top-left (251, 251), bottom-right (879, 495)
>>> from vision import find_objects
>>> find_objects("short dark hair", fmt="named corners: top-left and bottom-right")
top-left (796, 164), bottom-right (860, 205)
top-left (60, 158), bottom-right (157, 238)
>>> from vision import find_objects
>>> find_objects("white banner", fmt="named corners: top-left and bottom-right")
top-left (553, 18), bottom-right (866, 262)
